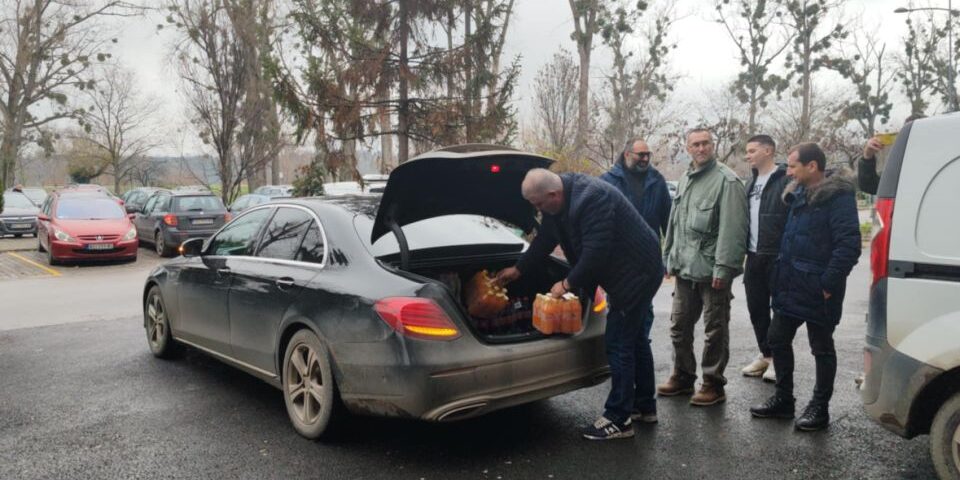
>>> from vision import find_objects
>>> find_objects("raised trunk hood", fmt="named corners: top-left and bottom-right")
top-left (371, 145), bottom-right (554, 243)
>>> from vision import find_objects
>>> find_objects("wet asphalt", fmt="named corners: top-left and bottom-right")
top-left (0, 251), bottom-right (939, 479)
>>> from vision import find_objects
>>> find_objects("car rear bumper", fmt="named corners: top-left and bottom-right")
top-left (0, 219), bottom-right (37, 235)
top-left (334, 327), bottom-right (610, 421)
top-left (862, 335), bottom-right (943, 438)
top-left (164, 228), bottom-right (218, 247)
top-left (50, 239), bottom-right (139, 261)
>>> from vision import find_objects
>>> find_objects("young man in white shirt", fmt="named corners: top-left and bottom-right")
top-left (740, 135), bottom-right (791, 382)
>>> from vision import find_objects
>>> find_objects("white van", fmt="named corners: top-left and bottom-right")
top-left (862, 113), bottom-right (960, 479)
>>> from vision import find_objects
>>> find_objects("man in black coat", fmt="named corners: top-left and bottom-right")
top-left (740, 135), bottom-right (791, 382)
top-left (749, 143), bottom-right (861, 431)
top-left (496, 168), bottom-right (663, 440)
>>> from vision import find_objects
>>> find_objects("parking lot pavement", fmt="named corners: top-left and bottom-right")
top-left (0, 245), bottom-right (164, 331)
top-left (0, 235), bottom-right (37, 252)
top-left (0, 251), bottom-right (940, 479)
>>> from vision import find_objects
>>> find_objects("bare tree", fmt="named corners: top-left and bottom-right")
top-left (74, 66), bottom-right (160, 193)
top-left (716, 0), bottom-right (793, 136)
top-left (568, 0), bottom-right (602, 157)
top-left (530, 49), bottom-right (580, 157)
top-left (0, 0), bottom-right (136, 203)
top-left (897, 13), bottom-right (942, 117)
top-left (167, 0), bottom-right (282, 204)
top-left (832, 28), bottom-right (895, 139)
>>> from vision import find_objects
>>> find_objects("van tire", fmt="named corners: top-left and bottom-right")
top-left (930, 391), bottom-right (960, 480)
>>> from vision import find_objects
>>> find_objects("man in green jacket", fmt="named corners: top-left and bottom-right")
top-left (657, 128), bottom-right (748, 406)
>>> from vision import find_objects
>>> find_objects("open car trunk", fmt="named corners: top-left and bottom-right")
top-left (384, 252), bottom-right (593, 344)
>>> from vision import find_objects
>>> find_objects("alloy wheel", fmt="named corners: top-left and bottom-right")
top-left (285, 342), bottom-right (327, 425)
top-left (146, 293), bottom-right (166, 350)
top-left (155, 232), bottom-right (164, 256)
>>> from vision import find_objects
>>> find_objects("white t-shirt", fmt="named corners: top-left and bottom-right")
top-left (749, 171), bottom-right (773, 253)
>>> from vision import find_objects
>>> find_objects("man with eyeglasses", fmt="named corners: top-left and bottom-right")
top-left (599, 138), bottom-right (673, 425)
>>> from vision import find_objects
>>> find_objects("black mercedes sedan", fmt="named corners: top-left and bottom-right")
top-left (141, 145), bottom-right (610, 439)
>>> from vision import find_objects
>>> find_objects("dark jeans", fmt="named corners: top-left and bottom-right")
top-left (603, 303), bottom-right (656, 423)
top-left (768, 313), bottom-right (837, 406)
top-left (743, 253), bottom-right (776, 357)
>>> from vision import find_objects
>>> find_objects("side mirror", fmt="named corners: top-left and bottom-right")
top-left (125, 204), bottom-right (140, 214)
top-left (179, 237), bottom-right (204, 258)
top-left (37, 213), bottom-right (50, 222)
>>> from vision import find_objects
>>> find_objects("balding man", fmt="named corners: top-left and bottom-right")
top-left (495, 168), bottom-right (663, 440)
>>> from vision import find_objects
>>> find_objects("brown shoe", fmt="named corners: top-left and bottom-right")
top-left (690, 384), bottom-right (726, 406)
top-left (656, 376), bottom-right (695, 397)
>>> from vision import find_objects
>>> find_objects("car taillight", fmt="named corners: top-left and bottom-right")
top-left (163, 214), bottom-right (178, 226)
top-left (593, 287), bottom-right (607, 313)
top-left (224, 212), bottom-right (232, 222)
top-left (870, 198), bottom-right (895, 287)
top-left (374, 297), bottom-right (461, 341)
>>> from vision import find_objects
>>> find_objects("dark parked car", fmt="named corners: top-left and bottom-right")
top-left (121, 187), bottom-right (165, 214)
top-left (134, 190), bottom-right (229, 257)
top-left (7, 186), bottom-right (48, 208)
top-left (141, 145), bottom-right (610, 439)
top-left (37, 190), bottom-right (138, 265)
top-left (1, 191), bottom-right (40, 237)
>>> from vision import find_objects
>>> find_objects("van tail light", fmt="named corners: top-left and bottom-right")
top-left (163, 214), bottom-right (178, 226)
top-left (870, 198), bottom-right (895, 287)
top-left (593, 287), bottom-right (607, 313)
top-left (375, 298), bottom-right (461, 341)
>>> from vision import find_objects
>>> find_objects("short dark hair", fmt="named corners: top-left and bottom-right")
top-left (789, 142), bottom-right (826, 171)
top-left (746, 134), bottom-right (776, 150)
top-left (685, 127), bottom-right (713, 142)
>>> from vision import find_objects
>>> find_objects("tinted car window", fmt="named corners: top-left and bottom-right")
top-left (55, 197), bottom-right (125, 220)
top-left (155, 195), bottom-right (171, 213)
top-left (3, 192), bottom-right (36, 210)
top-left (297, 221), bottom-right (325, 264)
top-left (208, 208), bottom-right (271, 256)
top-left (142, 195), bottom-right (159, 214)
top-left (174, 195), bottom-right (222, 212)
top-left (257, 208), bottom-right (313, 260)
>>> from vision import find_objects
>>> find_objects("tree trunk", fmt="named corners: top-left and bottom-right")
top-left (464, 1), bottom-right (474, 142)
top-left (397, 0), bottom-right (410, 163)
top-left (575, 46), bottom-right (590, 157)
top-left (800, 43), bottom-right (812, 139)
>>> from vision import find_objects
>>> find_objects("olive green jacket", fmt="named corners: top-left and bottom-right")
top-left (663, 159), bottom-right (748, 282)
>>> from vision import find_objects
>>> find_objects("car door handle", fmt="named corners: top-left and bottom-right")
top-left (275, 277), bottom-right (296, 289)
top-left (216, 267), bottom-right (231, 276)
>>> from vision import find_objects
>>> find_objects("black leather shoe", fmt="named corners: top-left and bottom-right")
top-left (750, 395), bottom-right (795, 419)
top-left (795, 403), bottom-right (830, 431)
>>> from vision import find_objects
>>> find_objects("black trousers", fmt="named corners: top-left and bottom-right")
top-left (767, 313), bottom-right (837, 406)
top-left (743, 252), bottom-right (775, 357)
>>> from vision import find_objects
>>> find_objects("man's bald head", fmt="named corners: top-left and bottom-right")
top-left (521, 168), bottom-right (564, 215)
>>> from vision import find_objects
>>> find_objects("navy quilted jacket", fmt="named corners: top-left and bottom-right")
top-left (516, 173), bottom-right (663, 313)
top-left (771, 174), bottom-right (861, 326)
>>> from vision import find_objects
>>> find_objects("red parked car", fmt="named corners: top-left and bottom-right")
top-left (37, 190), bottom-right (138, 265)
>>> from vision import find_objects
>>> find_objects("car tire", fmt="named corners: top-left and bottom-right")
top-left (155, 230), bottom-right (173, 257)
top-left (46, 244), bottom-right (59, 266)
top-left (931, 391), bottom-right (960, 480)
top-left (37, 236), bottom-right (45, 253)
top-left (144, 286), bottom-right (181, 359)
top-left (282, 329), bottom-right (343, 440)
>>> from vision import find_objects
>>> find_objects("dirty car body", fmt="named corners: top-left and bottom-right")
top-left (143, 145), bottom-right (609, 427)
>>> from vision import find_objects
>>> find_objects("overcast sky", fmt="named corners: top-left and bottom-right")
top-left (107, 0), bottom-right (920, 154)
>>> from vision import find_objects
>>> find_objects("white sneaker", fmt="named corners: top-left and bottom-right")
top-left (762, 362), bottom-right (777, 383)
top-left (741, 354), bottom-right (770, 377)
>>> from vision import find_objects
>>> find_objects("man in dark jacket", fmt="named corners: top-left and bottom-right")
top-left (740, 135), bottom-right (791, 382)
top-left (749, 143), bottom-right (861, 432)
top-left (495, 168), bottom-right (663, 440)
top-left (599, 137), bottom-right (673, 425)
top-left (599, 139), bottom-right (672, 238)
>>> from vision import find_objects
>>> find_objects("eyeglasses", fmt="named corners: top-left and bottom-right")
top-left (631, 151), bottom-right (651, 158)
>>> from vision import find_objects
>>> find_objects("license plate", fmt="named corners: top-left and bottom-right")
top-left (192, 218), bottom-right (214, 225)
top-left (9, 223), bottom-right (31, 229)
top-left (87, 243), bottom-right (113, 250)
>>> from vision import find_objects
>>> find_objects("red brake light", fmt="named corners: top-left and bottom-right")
top-left (163, 214), bottom-right (178, 226)
top-left (593, 287), bottom-right (607, 313)
top-left (870, 198), bottom-right (895, 287)
top-left (374, 298), bottom-right (461, 341)
top-left (490, 164), bottom-right (501, 173)
top-left (224, 212), bottom-right (232, 222)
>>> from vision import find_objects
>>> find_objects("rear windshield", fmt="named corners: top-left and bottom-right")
top-left (353, 214), bottom-right (525, 258)
top-left (3, 192), bottom-right (36, 210)
top-left (56, 197), bottom-right (124, 219)
top-left (174, 195), bottom-right (225, 212)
